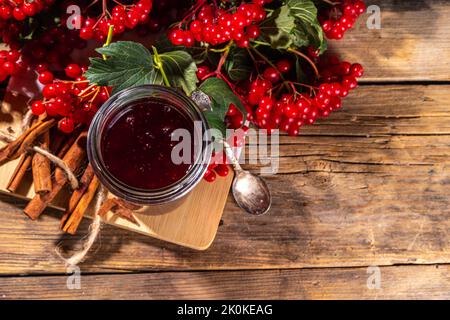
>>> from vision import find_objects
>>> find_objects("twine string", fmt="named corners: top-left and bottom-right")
top-left (32, 146), bottom-right (79, 190)
top-left (56, 185), bottom-right (106, 267)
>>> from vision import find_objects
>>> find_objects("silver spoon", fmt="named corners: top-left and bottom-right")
top-left (191, 91), bottom-right (271, 215)
top-left (223, 141), bottom-right (271, 215)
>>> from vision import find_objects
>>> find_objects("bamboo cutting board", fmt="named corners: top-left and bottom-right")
top-left (0, 89), bottom-right (234, 250)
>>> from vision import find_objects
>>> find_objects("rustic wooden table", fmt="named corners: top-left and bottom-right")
top-left (1, 0), bottom-right (449, 300)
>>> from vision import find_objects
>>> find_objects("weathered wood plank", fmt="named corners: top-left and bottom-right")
top-left (1, 265), bottom-right (449, 299)
top-left (332, 0), bottom-right (450, 81)
top-left (297, 85), bottom-right (450, 136)
top-left (0, 85), bottom-right (449, 274)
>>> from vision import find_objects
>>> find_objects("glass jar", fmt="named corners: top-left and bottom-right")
top-left (87, 85), bottom-right (211, 205)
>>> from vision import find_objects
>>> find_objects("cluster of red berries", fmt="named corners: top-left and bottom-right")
top-left (31, 63), bottom-right (111, 133)
top-left (168, 0), bottom-right (271, 48)
top-left (0, 0), bottom-right (54, 22)
top-left (78, 0), bottom-right (153, 41)
top-left (0, 20), bottom-right (21, 48)
top-left (131, 0), bottom-right (193, 37)
top-left (204, 125), bottom-right (249, 181)
top-left (244, 60), bottom-right (292, 130)
top-left (204, 161), bottom-right (229, 182)
top-left (319, 0), bottom-right (366, 40)
top-left (21, 26), bottom-right (86, 71)
top-left (240, 56), bottom-right (364, 136)
top-left (0, 49), bottom-right (21, 81)
top-left (0, 0), bottom-right (55, 49)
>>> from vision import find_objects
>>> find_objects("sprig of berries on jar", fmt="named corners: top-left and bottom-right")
top-left (32, 62), bottom-right (111, 134)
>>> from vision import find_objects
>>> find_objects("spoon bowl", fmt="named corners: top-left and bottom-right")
top-left (232, 170), bottom-right (271, 215)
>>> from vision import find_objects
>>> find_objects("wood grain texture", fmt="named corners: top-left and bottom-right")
top-left (1, 264), bottom-right (449, 299)
top-left (0, 85), bottom-right (449, 274)
top-left (1, 0), bottom-right (450, 300)
top-left (331, 0), bottom-right (450, 82)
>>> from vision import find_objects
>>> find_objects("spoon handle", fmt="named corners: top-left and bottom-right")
top-left (222, 140), bottom-right (243, 172)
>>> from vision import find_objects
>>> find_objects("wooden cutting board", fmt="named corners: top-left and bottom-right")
top-left (0, 89), bottom-right (234, 250)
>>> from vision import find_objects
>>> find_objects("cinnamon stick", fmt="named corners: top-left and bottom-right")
top-left (0, 118), bottom-right (55, 165)
top-left (70, 165), bottom-right (95, 214)
top-left (97, 197), bottom-right (140, 226)
top-left (61, 175), bottom-right (100, 235)
top-left (23, 131), bottom-right (88, 220)
top-left (60, 165), bottom-right (95, 229)
top-left (49, 127), bottom-right (65, 154)
top-left (5, 116), bottom-right (47, 193)
top-left (114, 206), bottom-right (140, 226)
top-left (6, 153), bottom-right (32, 193)
top-left (32, 131), bottom-right (52, 194)
top-left (97, 198), bottom-right (117, 218)
top-left (18, 119), bottom-right (56, 155)
top-left (0, 119), bottom-right (43, 157)
top-left (56, 127), bottom-right (82, 158)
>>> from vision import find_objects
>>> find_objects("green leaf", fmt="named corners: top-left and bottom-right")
top-left (286, 0), bottom-right (317, 24)
top-left (205, 112), bottom-right (226, 137)
top-left (159, 51), bottom-right (198, 95)
top-left (225, 48), bottom-right (252, 81)
top-left (291, 25), bottom-right (310, 48)
top-left (286, 0), bottom-right (327, 54)
top-left (85, 41), bottom-right (198, 95)
top-left (259, 6), bottom-right (296, 49)
top-left (85, 41), bottom-right (157, 94)
top-left (199, 78), bottom-right (246, 132)
top-left (294, 21), bottom-right (327, 54)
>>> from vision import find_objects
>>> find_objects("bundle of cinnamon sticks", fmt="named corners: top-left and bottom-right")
top-left (0, 115), bottom-right (140, 235)
top-left (0, 116), bottom-right (99, 234)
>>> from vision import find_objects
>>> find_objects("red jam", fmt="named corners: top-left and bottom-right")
top-left (101, 100), bottom-right (194, 190)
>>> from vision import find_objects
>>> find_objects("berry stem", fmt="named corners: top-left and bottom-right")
top-left (178, 0), bottom-right (207, 26)
top-left (287, 81), bottom-right (317, 91)
top-left (152, 46), bottom-right (171, 87)
top-left (251, 40), bottom-right (271, 47)
top-left (250, 45), bottom-right (285, 81)
top-left (246, 47), bottom-right (261, 74)
top-left (322, 0), bottom-right (340, 5)
top-left (215, 41), bottom-right (233, 74)
top-left (102, 25), bottom-right (115, 60)
top-left (251, 40), bottom-right (320, 78)
top-left (79, 84), bottom-right (97, 97)
top-left (102, 0), bottom-right (110, 17)
top-left (287, 48), bottom-right (319, 78)
top-left (89, 87), bottom-right (101, 103)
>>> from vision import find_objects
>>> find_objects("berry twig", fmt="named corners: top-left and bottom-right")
top-left (152, 46), bottom-right (170, 87)
top-left (287, 48), bottom-right (319, 78)
top-left (102, 25), bottom-right (115, 60)
top-left (250, 45), bottom-right (285, 82)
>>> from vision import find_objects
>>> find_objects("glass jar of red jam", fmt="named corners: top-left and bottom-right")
top-left (87, 85), bottom-right (211, 205)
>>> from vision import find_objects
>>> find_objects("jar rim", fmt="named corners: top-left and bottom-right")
top-left (87, 85), bottom-right (212, 205)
